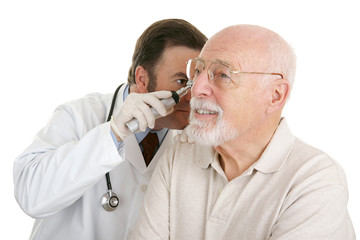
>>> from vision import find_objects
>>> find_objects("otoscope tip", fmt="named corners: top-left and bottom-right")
top-left (186, 80), bottom-right (193, 87)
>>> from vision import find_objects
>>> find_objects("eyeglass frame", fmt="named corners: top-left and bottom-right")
top-left (186, 58), bottom-right (284, 87)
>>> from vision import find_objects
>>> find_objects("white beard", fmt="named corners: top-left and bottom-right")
top-left (189, 97), bottom-right (238, 146)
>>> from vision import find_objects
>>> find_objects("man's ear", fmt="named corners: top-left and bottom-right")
top-left (266, 79), bottom-right (289, 114)
top-left (135, 66), bottom-right (150, 93)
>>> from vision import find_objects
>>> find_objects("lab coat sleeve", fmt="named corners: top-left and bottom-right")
top-left (130, 145), bottom-right (174, 239)
top-left (13, 96), bottom-right (124, 218)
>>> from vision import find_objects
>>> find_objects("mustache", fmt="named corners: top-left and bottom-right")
top-left (190, 97), bottom-right (223, 116)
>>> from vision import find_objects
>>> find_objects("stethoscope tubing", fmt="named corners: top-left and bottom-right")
top-left (102, 84), bottom-right (123, 211)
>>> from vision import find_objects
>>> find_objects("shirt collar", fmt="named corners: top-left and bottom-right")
top-left (195, 118), bottom-right (295, 174)
top-left (252, 118), bottom-right (295, 173)
top-left (195, 145), bottom-right (216, 169)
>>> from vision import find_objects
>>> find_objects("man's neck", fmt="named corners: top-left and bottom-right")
top-left (214, 118), bottom-right (281, 181)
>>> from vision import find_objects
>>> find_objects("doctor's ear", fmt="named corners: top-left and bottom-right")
top-left (266, 79), bottom-right (289, 114)
top-left (135, 66), bottom-right (150, 93)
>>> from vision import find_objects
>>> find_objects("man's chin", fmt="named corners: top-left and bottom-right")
top-left (190, 120), bottom-right (238, 146)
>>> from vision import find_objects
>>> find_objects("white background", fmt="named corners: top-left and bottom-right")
top-left (1, 0), bottom-right (359, 238)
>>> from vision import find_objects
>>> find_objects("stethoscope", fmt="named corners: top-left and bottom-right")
top-left (101, 84), bottom-right (122, 211)
top-left (100, 82), bottom-right (190, 211)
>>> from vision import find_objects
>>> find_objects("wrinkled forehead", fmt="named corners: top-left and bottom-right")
top-left (199, 38), bottom-right (253, 71)
top-left (199, 28), bottom-right (270, 71)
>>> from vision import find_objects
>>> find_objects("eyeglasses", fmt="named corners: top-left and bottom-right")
top-left (186, 58), bottom-right (283, 88)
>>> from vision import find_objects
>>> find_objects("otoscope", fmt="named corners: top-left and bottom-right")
top-left (126, 80), bottom-right (193, 133)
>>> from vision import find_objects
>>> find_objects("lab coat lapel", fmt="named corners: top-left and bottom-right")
top-left (124, 134), bottom-right (146, 173)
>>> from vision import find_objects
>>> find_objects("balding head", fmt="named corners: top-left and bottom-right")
top-left (201, 24), bottom-right (296, 91)
top-left (190, 24), bottom-right (295, 147)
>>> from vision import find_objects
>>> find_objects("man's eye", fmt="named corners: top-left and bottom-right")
top-left (220, 73), bottom-right (231, 79)
top-left (176, 79), bottom-right (188, 86)
top-left (194, 68), bottom-right (201, 77)
top-left (214, 71), bottom-right (231, 79)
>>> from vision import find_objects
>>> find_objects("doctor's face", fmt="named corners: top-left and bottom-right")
top-left (152, 46), bottom-right (200, 130)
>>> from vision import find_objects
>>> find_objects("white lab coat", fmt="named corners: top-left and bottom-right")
top-left (13, 84), bottom-right (178, 240)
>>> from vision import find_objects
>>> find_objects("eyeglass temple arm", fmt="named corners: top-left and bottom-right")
top-left (231, 71), bottom-right (284, 79)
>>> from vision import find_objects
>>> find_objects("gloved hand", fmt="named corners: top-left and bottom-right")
top-left (175, 125), bottom-right (195, 144)
top-left (111, 91), bottom-right (174, 141)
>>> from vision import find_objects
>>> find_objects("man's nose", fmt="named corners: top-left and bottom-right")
top-left (191, 70), bottom-right (212, 98)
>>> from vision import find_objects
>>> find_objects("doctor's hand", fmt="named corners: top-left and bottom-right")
top-left (175, 125), bottom-right (195, 144)
top-left (111, 91), bottom-right (174, 141)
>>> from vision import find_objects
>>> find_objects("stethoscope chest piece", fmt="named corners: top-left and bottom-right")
top-left (101, 190), bottom-right (119, 212)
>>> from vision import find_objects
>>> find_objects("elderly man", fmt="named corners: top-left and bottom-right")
top-left (131, 25), bottom-right (355, 239)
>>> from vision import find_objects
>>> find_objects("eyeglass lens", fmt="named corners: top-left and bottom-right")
top-left (187, 59), bottom-right (232, 87)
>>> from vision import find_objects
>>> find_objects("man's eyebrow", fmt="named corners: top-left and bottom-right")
top-left (215, 59), bottom-right (232, 67)
top-left (198, 57), bottom-right (234, 69)
top-left (170, 72), bottom-right (188, 79)
top-left (215, 59), bottom-right (241, 71)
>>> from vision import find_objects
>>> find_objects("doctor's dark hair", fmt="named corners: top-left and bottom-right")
top-left (127, 19), bottom-right (207, 91)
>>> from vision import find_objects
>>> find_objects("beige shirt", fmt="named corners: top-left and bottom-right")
top-left (131, 119), bottom-right (355, 239)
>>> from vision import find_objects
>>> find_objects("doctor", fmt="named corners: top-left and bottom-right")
top-left (13, 19), bottom-right (207, 240)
